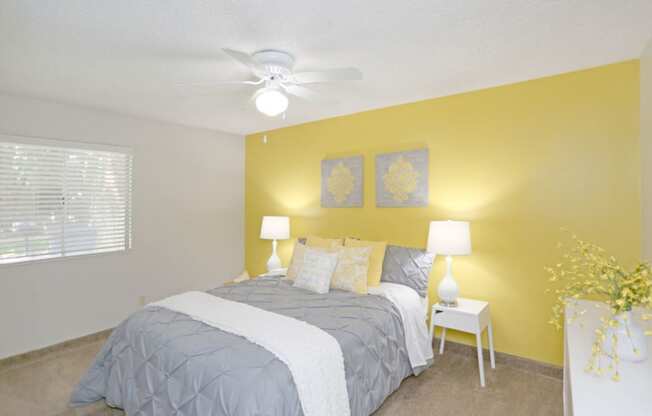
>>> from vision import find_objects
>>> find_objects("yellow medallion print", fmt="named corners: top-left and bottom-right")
top-left (327, 162), bottom-right (355, 204)
top-left (383, 156), bottom-right (419, 202)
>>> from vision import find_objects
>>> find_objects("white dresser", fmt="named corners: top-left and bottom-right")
top-left (564, 300), bottom-right (652, 416)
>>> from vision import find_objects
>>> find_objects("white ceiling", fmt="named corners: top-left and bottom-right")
top-left (1, 1), bottom-right (651, 136)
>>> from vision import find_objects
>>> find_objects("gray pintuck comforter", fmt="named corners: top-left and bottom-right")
top-left (70, 277), bottom-right (415, 415)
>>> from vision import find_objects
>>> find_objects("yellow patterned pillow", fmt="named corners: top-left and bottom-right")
top-left (331, 246), bottom-right (372, 294)
top-left (344, 238), bottom-right (387, 287)
top-left (306, 236), bottom-right (344, 249)
top-left (287, 241), bottom-right (339, 281)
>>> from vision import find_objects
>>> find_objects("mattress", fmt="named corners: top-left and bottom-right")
top-left (70, 277), bottom-right (415, 416)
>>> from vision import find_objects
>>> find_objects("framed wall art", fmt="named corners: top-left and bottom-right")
top-left (375, 149), bottom-right (428, 207)
top-left (321, 155), bottom-right (363, 208)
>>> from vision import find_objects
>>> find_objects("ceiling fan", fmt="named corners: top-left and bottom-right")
top-left (211, 49), bottom-right (363, 117)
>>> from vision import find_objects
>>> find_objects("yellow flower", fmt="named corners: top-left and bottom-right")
top-left (545, 231), bottom-right (652, 381)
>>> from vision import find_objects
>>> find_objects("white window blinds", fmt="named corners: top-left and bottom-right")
top-left (0, 136), bottom-right (133, 265)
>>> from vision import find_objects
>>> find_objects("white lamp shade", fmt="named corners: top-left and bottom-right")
top-left (427, 220), bottom-right (471, 255)
top-left (260, 216), bottom-right (290, 240)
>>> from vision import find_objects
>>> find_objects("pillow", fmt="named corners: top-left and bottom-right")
top-left (330, 246), bottom-right (372, 294)
top-left (344, 238), bottom-right (387, 287)
top-left (380, 245), bottom-right (435, 297)
top-left (286, 242), bottom-right (307, 280)
top-left (306, 236), bottom-right (344, 249)
top-left (293, 248), bottom-right (339, 294)
top-left (287, 241), bottom-right (339, 280)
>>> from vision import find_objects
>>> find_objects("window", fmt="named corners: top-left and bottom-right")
top-left (0, 136), bottom-right (133, 264)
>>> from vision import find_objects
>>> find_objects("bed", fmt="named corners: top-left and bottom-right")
top-left (70, 276), bottom-right (431, 416)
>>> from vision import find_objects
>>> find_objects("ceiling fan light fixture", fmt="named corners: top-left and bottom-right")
top-left (255, 87), bottom-right (288, 117)
top-left (218, 48), bottom-right (363, 117)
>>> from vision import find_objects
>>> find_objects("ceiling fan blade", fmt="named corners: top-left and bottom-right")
top-left (291, 67), bottom-right (362, 84)
top-left (174, 79), bottom-right (263, 96)
top-left (184, 79), bottom-right (265, 87)
top-left (282, 84), bottom-right (321, 101)
top-left (222, 48), bottom-right (264, 72)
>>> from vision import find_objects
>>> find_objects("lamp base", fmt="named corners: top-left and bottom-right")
top-left (266, 239), bottom-right (282, 273)
top-left (437, 255), bottom-right (460, 307)
top-left (438, 299), bottom-right (458, 308)
top-left (266, 254), bottom-right (281, 273)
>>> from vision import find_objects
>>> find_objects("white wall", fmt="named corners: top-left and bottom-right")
top-left (642, 41), bottom-right (652, 262)
top-left (0, 94), bottom-right (244, 358)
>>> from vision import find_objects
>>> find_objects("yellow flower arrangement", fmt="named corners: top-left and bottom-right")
top-left (546, 233), bottom-right (652, 381)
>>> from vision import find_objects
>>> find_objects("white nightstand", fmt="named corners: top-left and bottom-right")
top-left (429, 298), bottom-right (496, 387)
top-left (258, 268), bottom-right (287, 278)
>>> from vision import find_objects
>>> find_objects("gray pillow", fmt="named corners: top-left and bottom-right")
top-left (380, 245), bottom-right (435, 297)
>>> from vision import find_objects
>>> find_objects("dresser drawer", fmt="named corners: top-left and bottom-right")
top-left (433, 309), bottom-right (480, 333)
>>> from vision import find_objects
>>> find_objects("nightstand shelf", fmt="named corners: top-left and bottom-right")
top-left (429, 298), bottom-right (495, 387)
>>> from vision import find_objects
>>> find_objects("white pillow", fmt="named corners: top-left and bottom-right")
top-left (293, 247), bottom-right (339, 294)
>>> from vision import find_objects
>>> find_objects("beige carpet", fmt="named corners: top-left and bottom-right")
top-left (0, 339), bottom-right (562, 416)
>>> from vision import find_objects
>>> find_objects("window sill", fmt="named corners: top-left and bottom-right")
top-left (0, 248), bottom-right (133, 268)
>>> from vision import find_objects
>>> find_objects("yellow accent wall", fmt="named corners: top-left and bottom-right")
top-left (641, 41), bottom-right (652, 262)
top-left (245, 61), bottom-right (641, 365)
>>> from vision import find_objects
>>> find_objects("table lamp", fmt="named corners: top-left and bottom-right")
top-left (427, 220), bottom-right (471, 307)
top-left (260, 216), bottom-right (290, 273)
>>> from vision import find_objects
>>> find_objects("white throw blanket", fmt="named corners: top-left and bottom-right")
top-left (150, 291), bottom-right (351, 416)
top-left (369, 283), bottom-right (434, 369)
